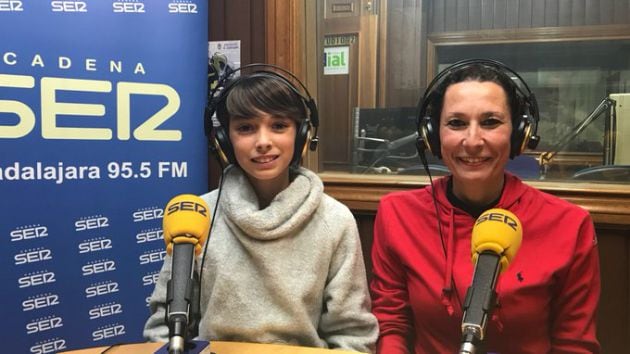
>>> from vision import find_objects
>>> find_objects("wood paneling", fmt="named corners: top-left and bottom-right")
top-left (429, 0), bottom-right (630, 33)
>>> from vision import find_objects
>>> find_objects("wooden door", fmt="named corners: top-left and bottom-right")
top-left (318, 0), bottom-right (379, 171)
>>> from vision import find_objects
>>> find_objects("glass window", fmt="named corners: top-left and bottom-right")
top-left (313, 0), bottom-right (630, 185)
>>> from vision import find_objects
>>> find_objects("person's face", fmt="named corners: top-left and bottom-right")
top-left (439, 80), bottom-right (512, 187)
top-left (229, 111), bottom-right (296, 186)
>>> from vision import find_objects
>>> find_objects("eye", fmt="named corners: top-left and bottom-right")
top-left (233, 123), bottom-right (254, 134)
top-left (271, 119), bottom-right (293, 131)
top-left (445, 118), bottom-right (467, 129)
top-left (481, 116), bottom-right (504, 127)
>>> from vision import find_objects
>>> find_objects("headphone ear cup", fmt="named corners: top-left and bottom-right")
top-left (418, 117), bottom-right (441, 159)
top-left (292, 119), bottom-right (311, 167)
top-left (510, 115), bottom-right (531, 158)
top-left (213, 126), bottom-right (236, 165)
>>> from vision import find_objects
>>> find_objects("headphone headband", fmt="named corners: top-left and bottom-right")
top-left (416, 59), bottom-right (540, 159)
top-left (205, 63), bottom-right (319, 168)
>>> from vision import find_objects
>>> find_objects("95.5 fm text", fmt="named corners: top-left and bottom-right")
top-left (106, 161), bottom-right (187, 179)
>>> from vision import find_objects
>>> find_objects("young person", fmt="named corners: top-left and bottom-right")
top-left (144, 66), bottom-right (378, 353)
top-left (370, 60), bottom-right (600, 353)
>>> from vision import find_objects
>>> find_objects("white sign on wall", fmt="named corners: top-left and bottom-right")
top-left (324, 46), bottom-right (349, 75)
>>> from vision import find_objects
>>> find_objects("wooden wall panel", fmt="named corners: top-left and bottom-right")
top-left (207, 0), bottom-right (267, 189)
top-left (428, 0), bottom-right (630, 33)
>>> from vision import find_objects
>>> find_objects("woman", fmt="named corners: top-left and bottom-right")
top-left (370, 60), bottom-right (600, 353)
top-left (145, 67), bottom-right (378, 353)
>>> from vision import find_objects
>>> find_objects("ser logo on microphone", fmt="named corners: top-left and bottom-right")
top-left (475, 212), bottom-right (518, 231)
top-left (166, 200), bottom-right (208, 217)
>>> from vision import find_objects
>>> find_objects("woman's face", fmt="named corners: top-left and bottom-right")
top-left (229, 111), bottom-right (296, 189)
top-left (439, 80), bottom-right (512, 189)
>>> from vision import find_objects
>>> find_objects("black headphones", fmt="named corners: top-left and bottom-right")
top-left (416, 59), bottom-right (540, 159)
top-left (205, 63), bottom-right (319, 168)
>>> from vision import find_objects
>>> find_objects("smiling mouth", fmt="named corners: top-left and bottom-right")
top-left (252, 155), bottom-right (279, 164)
top-left (458, 157), bottom-right (490, 165)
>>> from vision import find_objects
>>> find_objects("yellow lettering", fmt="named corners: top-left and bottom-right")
top-left (0, 74), bottom-right (36, 138)
top-left (41, 77), bottom-right (112, 139)
top-left (117, 82), bottom-right (181, 141)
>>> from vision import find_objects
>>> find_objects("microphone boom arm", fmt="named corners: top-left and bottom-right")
top-left (539, 97), bottom-right (616, 179)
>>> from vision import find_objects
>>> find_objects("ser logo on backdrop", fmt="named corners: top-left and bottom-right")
top-left (168, 0), bottom-right (197, 13)
top-left (139, 249), bottom-right (166, 265)
top-left (30, 337), bottom-right (67, 354)
top-left (51, 0), bottom-right (87, 12)
top-left (0, 50), bottom-right (183, 141)
top-left (26, 315), bottom-right (64, 335)
top-left (75, 215), bottom-right (109, 231)
top-left (88, 302), bottom-right (123, 320)
top-left (14, 247), bottom-right (53, 265)
top-left (78, 237), bottom-right (113, 254)
top-left (136, 228), bottom-right (163, 243)
top-left (142, 270), bottom-right (160, 286)
top-left (18, 270), bottom-right (56, 288)
top-left (132, 207), bottom-right (163, 222)
top-left (22, 293), bottom-right (61, 312)
top-left (92, 323), bottom-right (126, 341)
top-left (82, 259), bottom-right (117, 276)
top-left (0, 0), bottom-right (23, 11)
top-left (112, 0), bottom-right (145, 13)
top-left (85, 280), bottom-right (120, 298)
top-left (10, 224), bottom-right (49, 242)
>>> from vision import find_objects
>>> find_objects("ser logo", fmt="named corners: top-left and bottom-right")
top-left (51, 0), bottom-right (87, 12)
top-left (475, 212), bottom-right (519, 231)
top-left (14, 248), bottom-right (53, 265)
top-left (139, 250), bottom-right (166, 264)
top-left (168, 0), bottom-right (197, 13)
top-left (30, 338), bottom-right (67, 354)
top-left (26, 316), bottom-right (63, 334)
top-left (0, 0), bottom-right (23, 11)
top-left (78, 238), bottom-right (113, 254)
top-left (113, 0), bottom-right (145, 13)
top-left (10, 225), bottom-right (48, 242)
top-left (0, 74), bottom-right (183, 142)
top-left (18, 271), bottom-right (56, 288)
top-left (89, 302), bottom-right (123, 319)
top-left (85, 281), bottom-right (120, 298)
top-left (75, 216), bottom-right (109, 231)
top-left (142, 272), bottom-right (160, 286)
top-left (136, 229), bottom-right (163, 243)
top-left (82, 260), bottom-right (116, 276)
top-left (133, 207), bottom-right (163, 222)
top-left (92, 324), bottom-right (126, 341)
top-left (167, 201), bottom-right (207, 217)
top-left (22, 293), bottom-right (61, 311)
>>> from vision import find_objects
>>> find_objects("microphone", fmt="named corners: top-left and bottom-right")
top-left (459, 208), bottom-right (522, 354)
top-left (162, 194), bottom-right (211, 354)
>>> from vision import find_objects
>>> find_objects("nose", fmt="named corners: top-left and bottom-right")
top-left (462, 123), bottom-right (484, 149)
top-left (255, 127), bottom-right (272, 152)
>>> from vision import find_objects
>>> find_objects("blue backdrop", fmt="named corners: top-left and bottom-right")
top-left (0, 1), bottom-right (208, 352)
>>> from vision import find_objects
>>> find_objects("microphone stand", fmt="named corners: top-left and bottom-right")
top-left (165, 255), bottom-right (203, 354)
top-left (538, 97), bottom-right (616, 179)
top-left (459, 252), bottom-right (501, 354)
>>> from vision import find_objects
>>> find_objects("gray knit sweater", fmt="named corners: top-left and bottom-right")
top-left (143, 167), bottom-right (378, 353)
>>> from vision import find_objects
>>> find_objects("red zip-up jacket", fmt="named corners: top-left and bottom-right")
top-left (370, 173), bottom-right (600, 354)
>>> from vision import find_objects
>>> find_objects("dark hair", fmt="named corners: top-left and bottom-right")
top-left (216, 74), bottom-right (307, 126)
top-left (426, 63), bottom-right (523, 127)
